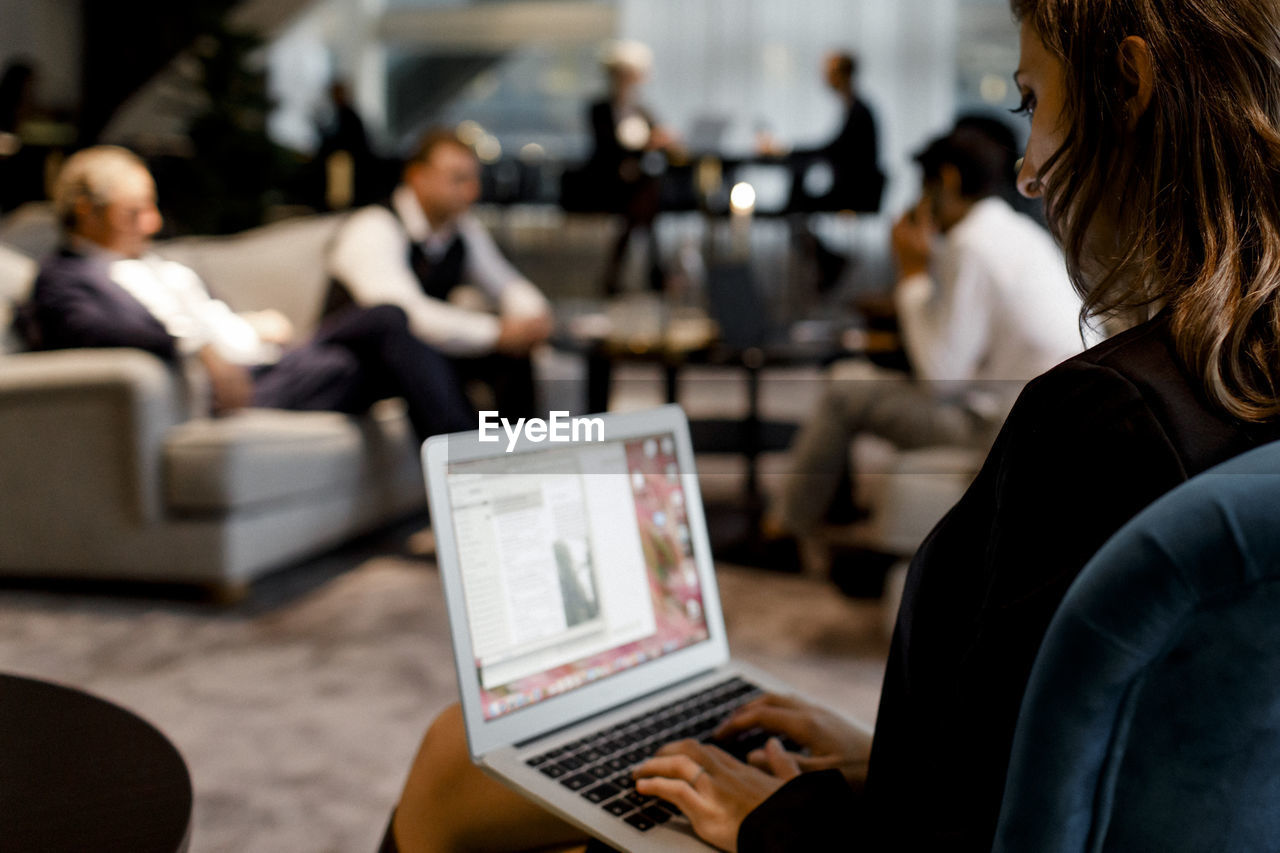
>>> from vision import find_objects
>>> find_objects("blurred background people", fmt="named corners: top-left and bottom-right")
top-left (760, 51), bottom-right (885, 293)
top-left (953, 112), bottom-right (1048, 225)
top-left (314, 80), bottom-right (382, 210)
top-left (327, 128), bottom-right (553, 421)
top-left (762, 50), bottom-right (883, 216)
top-left (575, 39), bottom-right (680, 294)
top-left (26, 145), bottom-right (473, 439)
top-left (773, 120), bottom-right (1084, 546)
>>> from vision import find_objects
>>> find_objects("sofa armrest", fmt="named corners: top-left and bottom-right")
top-left (0, 349), bottom-right (189, 525)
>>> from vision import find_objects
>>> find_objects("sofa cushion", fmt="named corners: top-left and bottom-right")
top-left (165, 408), bottom-right (378, 513)
top-left (155, 214), bottom-right (345, 337)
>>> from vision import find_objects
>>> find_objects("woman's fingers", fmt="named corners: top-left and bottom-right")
top-left (633, 773), bottom-right (705, 818)
top-left (635, 750), bottom-right (704, 784)
top-left (633, 740), bottom-right (786, 852)
top-left (747, 745), bottom-right (843, 775)
top-left (761, 737), bottom-right (801, 781)
top-left (716, 705), bottom-right (809, 742)
top-left (715, 694), bottom-right (808, 738)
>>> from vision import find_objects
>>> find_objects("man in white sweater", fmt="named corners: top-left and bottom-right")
top-left (777, 122), bottom-right (1087, 537)
top-left (327, 128), bottom-right (552, 419)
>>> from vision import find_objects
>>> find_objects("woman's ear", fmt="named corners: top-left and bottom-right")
top-left (1117, 35), bottom-right (1155, 130)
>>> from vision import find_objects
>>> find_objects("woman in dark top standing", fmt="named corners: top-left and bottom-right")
top-left (383, 1), bottom-right (1280, 850)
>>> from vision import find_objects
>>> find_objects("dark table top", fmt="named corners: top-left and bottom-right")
top-left (555, 308), bottom-right (899, 367)
top-left (0, 673), bottom-right (193, 853)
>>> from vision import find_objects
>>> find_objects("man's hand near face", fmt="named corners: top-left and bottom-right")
top-left (891, 199), bottom-right (937, 282)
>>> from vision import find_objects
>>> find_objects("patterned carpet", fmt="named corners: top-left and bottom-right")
top-left (0, 520), bottom-right (892, 853)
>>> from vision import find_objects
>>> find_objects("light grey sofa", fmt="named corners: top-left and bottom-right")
top-left (0, 212), bottom-right (428, 596)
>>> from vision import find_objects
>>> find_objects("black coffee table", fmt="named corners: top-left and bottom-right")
top-left (0, 673), bottom-right (193, 852)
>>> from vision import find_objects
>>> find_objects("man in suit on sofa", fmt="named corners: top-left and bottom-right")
top-left (26, 145), bottom-right (475, 442)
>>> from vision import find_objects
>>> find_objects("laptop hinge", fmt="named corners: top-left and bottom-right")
top-left (512, 667), bottom-right (720, 750)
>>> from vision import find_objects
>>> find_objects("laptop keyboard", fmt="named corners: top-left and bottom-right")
top-left (525, 676), bottom-right (775, 833)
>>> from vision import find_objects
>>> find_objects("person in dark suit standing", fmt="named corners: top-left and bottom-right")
top-left (314, 80), bottom-right (383, 209)
top-left (582, 40), bottom-right (680, 294)
top-left (27, 145), bottom-right (474, 441)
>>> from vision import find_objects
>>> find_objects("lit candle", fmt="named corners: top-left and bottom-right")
top-left (728, 181), bottom-right (756, 258)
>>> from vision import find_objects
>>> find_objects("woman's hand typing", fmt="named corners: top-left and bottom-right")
top-left (633, 738), bottom-right (797, 852)
top-left (715, 693), bottom-right (873, 788)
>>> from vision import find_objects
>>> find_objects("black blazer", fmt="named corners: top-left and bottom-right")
top-left (741, 315), bottom-right (1280, 852)
top-left (789, 94), bottom-right (882, 211)
top-left (587, 98), bottom-right (657, 172)
top-left (28, 247), bottom-right (177, 358)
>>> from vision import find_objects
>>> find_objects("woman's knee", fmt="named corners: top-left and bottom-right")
top-left (396, 703), bottom-right (584, 853)
top-left (394, 704), bottom-right (473, 852)
top-left (407, 703), bottom-right (471, 795)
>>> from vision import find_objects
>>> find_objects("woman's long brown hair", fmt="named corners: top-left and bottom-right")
top-left (1014, 0), bottom-right (1280, 421)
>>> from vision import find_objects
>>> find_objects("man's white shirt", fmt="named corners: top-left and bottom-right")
top-left (328, 184), bottom-right (549, 357)
top-left (893, 196), bottom-right (1087, 418)
top-left (72, 237), bottom-right (277, 366)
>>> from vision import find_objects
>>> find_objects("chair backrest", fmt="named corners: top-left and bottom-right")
top-left (0, 209), bottom-right (349, 346)
top-left (993, 438), bottom-right (1280, 853)
top-left (705, 261), bottom-right (768, 349)
top-left (155, 213), bottom-right (347, 338)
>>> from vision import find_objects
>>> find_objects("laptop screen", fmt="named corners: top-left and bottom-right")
top-left (445, 432), bottom-right (711, 721)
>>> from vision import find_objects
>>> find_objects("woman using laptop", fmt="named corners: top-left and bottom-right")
top-left (385, 0), bottom-right (1280, 849)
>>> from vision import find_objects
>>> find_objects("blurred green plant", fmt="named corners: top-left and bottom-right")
top-left (158, 22), bottom-right (305, 235)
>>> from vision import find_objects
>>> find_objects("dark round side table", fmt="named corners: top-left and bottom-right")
top-left (0, 673), bottom-right (193, 852)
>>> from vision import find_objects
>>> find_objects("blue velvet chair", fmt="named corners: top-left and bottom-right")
top-left (993, 439), bottom-right (1280, 853)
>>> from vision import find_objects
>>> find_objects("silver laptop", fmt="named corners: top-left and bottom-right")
top-left (422, 405), bottom-right (858, 851)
